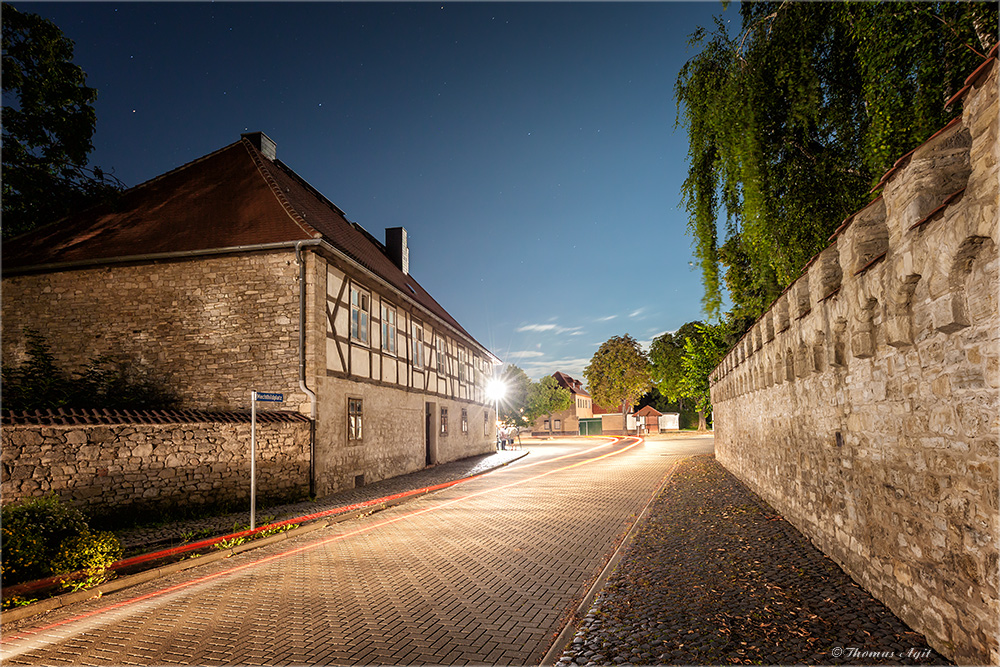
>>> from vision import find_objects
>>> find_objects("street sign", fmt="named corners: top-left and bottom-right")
top-left (249, 390), bottom-right (284, 530)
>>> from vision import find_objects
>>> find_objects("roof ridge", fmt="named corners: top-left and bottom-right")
top-left (241, 138), bottom-right (321, 240)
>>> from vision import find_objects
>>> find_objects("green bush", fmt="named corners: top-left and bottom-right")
top-left (51, 530), bottom-right (123, 591)
top-left (1, 494), bottom-right (88, 584)
top-left (1, 494), bottom-right (121, 590)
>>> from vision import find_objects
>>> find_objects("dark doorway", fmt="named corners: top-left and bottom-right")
top-left (425, 402), bottom-right (433, 466)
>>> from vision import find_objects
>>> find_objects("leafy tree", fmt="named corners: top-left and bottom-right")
top-left (649, 321), bottom-right (705, 428)
top-left (524, 376), bottom-right (573, 429)
top-left (649, 321), bottom-right (704, 405)
top-left (676, 2), bottom-right (997, 328)
top-left (2, 3), bottom-right (123, 240)
top-left (679, 322), bottom-right (729, 431)
top-left (497, 364), bottom-right (532, 428)
top-left (583, 334), bottom-right (651, 433)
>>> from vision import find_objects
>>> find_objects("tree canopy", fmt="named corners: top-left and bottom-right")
top-left (524, 375), bottom-right (573, 425)
top-left (496, 364), bottom-right (532, 428)
top-left (676, 2), bottom-right (997, 327)
top-left (678, 322), bottom-right (729, 429)
top-left (649, 321), bottom-right (704, 403)
top-left (2, 3), bottom-right (122, 240)
top-left (583, 334), bottom-right (651, 424)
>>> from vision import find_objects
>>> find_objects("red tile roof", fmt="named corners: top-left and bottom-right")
top-left (634, 405), bottom-right (663, 417)
top-left (3, 140), bottom-right (315, 268)
top-left (552, 370), bottom-right (590, 396)
top-left (2, 134), bottom-right (485, 351)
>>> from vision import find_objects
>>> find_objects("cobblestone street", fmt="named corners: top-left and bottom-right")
top-left (557, 455), bottom-right (950, 666)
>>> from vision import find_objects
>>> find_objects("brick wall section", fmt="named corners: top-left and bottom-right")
top-left (1, 250), bottom-right (307, 412)
top-left (1, 413), bottom-right (311, 513)
top-left (709, 62), bottom-right (998, 664)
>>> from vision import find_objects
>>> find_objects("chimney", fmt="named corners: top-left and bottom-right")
top-left (385, 227), bottom-right (409, 275)
top-left (241, 131), bottom-right (276, 160)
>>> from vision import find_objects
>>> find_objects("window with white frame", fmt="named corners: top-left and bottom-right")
top-left (484, 411), bottom-right (489, 436)
top-left (348, 398), bottom-right (363, 440)
top-left (440, 407), bottom-right (448, 435)
top-left (436, 336), bottom-right (447, 374)
top-left (380, 302), bottom-right (396, 355)
top-left (350, 285), bottom-right (370, 344)
top-left (554, 419), bottom-right (562, 431)
top-left (412, 321), bottom-right (425, 368)
top-left (461, 408), bottom-right (468, 434)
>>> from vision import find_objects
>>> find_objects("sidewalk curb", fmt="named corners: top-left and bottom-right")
top-left (2, 451), bottom-right (529, 626)
top-left (540, 455), bottom-right (683, 666)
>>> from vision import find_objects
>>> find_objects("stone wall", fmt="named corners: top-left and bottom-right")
top-left (1, 250), bottom-right (307, 412)
top-left (1, 411), bottom-right (311, 514)
top-left (709, 59), bottom-right (998, 664)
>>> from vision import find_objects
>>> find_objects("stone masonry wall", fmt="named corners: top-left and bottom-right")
top-left (1, 250), bottom-right (309, 412)
top-left (709, 60), bottom-right (998, 664)
top-left (1, 415), bottom-right (311, 514)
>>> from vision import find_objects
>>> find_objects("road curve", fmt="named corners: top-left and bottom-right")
top-left (2, 435), bottom-right (713, 666)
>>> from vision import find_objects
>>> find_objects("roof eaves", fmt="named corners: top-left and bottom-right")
top-left (1, 240), bottom-right (314, 277)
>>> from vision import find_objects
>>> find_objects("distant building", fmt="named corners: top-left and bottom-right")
top-left (633, 405), bottom-right (680, 434)
top-left (530, 372), bottom-right (680, 436)
top-left (2, 131), bottom-right (499, 498)
top-left (531, 371), bottom-right (592, 436)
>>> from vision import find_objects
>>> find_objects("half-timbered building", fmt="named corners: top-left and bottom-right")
top-left (2, 132), bottom-right (499, 497)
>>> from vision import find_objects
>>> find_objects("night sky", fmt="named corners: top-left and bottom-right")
top-left (13, 1), bottom-right (734, 381)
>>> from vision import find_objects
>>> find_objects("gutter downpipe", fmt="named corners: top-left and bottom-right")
top-left (296, 240), bottom-right (321, 497)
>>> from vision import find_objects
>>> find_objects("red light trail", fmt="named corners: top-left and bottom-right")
top-left (1, 437), bottom-right (643, 656)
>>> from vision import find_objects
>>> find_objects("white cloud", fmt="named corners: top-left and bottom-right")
top-left (629, 307), bottom-right (646, 318)
top-left (508, 350), bottom-right (545, 359)
top-left (516, 322), bottom-right (583, 335)
top-left (595, 315), bottom-right (617, 322)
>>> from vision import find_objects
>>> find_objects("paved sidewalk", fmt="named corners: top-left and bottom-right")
top-left (116, 448), bottom-right (527, 552)
top-left (557, 455), bottom-right (950, 666)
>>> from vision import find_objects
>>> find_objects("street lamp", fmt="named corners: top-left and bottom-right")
top-left (485, 377), bottom-right (506, 450)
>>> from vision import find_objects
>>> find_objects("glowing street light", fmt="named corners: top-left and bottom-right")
top-left (486, 376), bottom-right (507, 450)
